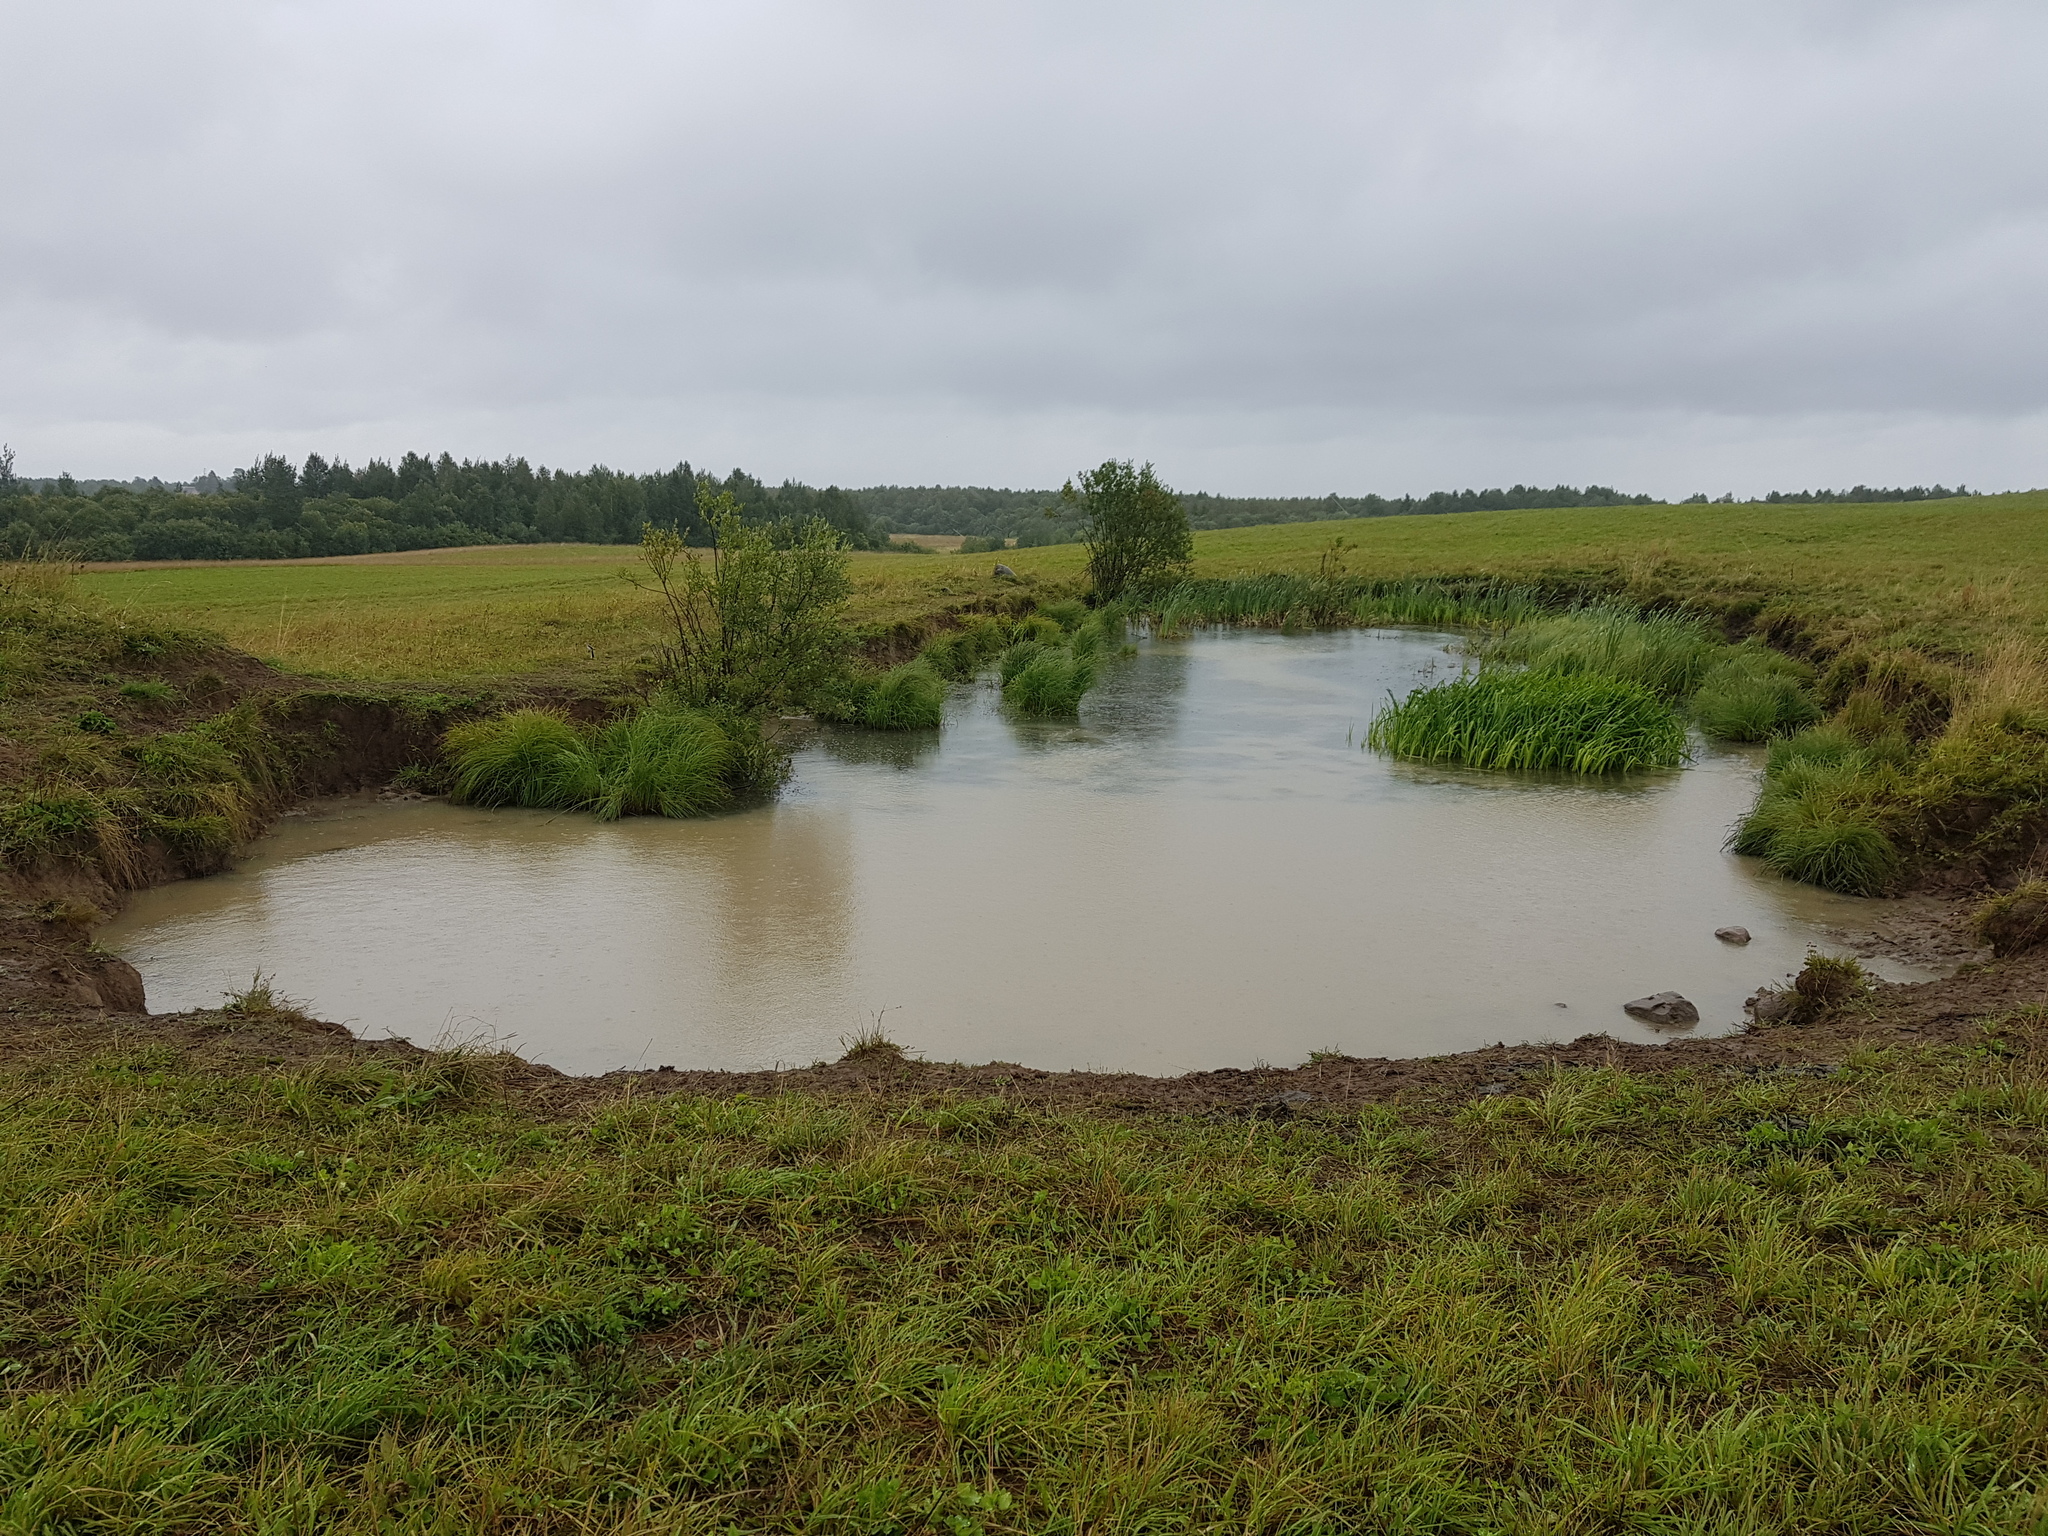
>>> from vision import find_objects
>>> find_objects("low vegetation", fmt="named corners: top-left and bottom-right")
top-left (1369, 671), bottom-right (1688, 774)
top-left (443, 705), bottom-right (779, 821)
top-left (4, 1024), bottom-right (2045, 1533)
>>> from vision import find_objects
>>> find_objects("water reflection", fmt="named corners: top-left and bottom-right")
top-left (107, 630), bottom-right (1932, 1075)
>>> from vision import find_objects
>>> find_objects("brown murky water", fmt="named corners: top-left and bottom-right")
top-left (107, 630), bottom-right (1928, 1074)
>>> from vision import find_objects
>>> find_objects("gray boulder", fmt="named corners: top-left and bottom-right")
top-left (1624, 991), bottom-right (1701, 1027)
top-left (1715, 926), bottom-right (1752, 945)
top-left (992, 563), bottom-right (1019, 581)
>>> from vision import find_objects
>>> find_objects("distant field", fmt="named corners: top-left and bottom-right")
top-left (75, 492), bottom-right (2048, 679)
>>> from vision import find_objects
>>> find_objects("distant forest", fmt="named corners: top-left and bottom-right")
top-left (0, 444), bottom-right (1984, 562)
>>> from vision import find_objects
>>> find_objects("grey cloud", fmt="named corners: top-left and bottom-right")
top-left (2, 0), bottom-right (2043, 494)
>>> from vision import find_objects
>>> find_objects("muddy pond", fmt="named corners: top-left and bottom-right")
top-left (107, 630), bottom-right (1928, 1076)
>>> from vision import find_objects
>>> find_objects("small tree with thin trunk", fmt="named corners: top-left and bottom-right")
top-left (1060, 460), bottom-right (1192, 599)
top-left (637, 487), bottom-right (852, 713)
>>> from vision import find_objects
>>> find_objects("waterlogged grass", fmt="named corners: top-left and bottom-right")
top-left (444, 704), bottom-right (771, 821)
top-left (1370, 671), bottom-right (1688, 774)
top-left (3, 1031), bottom-right (2047, 1532)
top-left (1150, 573), bottom-right (1545, 635)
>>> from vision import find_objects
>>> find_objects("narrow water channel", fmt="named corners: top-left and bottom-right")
top-left (107, 630), bottom-right (1925, 1075)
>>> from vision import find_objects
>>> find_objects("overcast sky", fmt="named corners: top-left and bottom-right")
top-left (3, 1), bottom-right (2044, 497)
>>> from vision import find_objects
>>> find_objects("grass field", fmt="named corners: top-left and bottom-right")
top-left (73, 491), bottom-right (2048, 680)
top-left (6, 1024), bottom-right (2047, 1533)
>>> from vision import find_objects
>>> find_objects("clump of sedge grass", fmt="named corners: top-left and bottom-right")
top-left (587, 707), bottom-right (736, 819)
top-left (221, 970), bottom-right (311, 1022)
top-left (1004, 646), bottom-right (1098, 718)
top-left (1690, 646), bottom-right (1822, 742)
top-left (1490, 604), bottom-right (1720, 701)
top-left (861, 661), bottom-right (946, 729)
top-left (1368, 671), bottom-right (1687, 773)
top-left (443, 709), bottom-right (599, 810)
top-left (1973, 880), bottom-right (2048, 958)
top-left (919, 618), bottom-right (1011, 681)
top-left (117, 678), bottom-right (178, 707)
top-left (1733, 728), bottom-right (1904, 895)
top-left (444, 704), bottom-right (761, 820)
top-left (1788, 950), bottom-right (1871, 1023)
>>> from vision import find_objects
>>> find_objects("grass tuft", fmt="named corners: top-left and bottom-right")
top-left (861, 661), bottom-right (946, 730)
top-left (443, 705), bottom-right (761, 820)
top-left (1003, 647), bottom-right (1098, 718)
top-left (443, 709), bottom-right (599, 810)
top-left (1489, 603), bottom-right (1721, 701)
top-left (1369, 671), bottom-right (1687, 773)
top-left (1973, 881), bottom-right (2048, 958)
top-left (587, 707), bottom-right (735, 820)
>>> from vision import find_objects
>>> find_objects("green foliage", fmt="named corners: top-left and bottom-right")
top-left (1778, 950), bottom-right (1874, 1024)
top-left (638, 492), bottom-right (853, 714)
top-left (443, 709), bottom-right (599, 810)
top-left (2, 1044), bottom-right (2047, 1530)
top-left (1369, 671), bottom-right (1687, 773)
top-left (1733, 732), bottom-right (1905, 895)
top-left (1036, 598), bottom-right (1088, 632)
top-left (444, 705), bottom-right (761, 821)
top-left (1002, 647), bottom-right (1098, 717)
top-left (861, 661), bottom-right (946, 730)
top-left (588, 707), bottom-right (738, 819)
top-left (75, 710), bottom-right (116, 735)
top-left (1690, 647), bottom-right (1822, 742)
top-left (919, 619), bottom-right (1011, 681)
top-left (1489, 604), bottom-right (1721, 701)
top-left (1148, 573), bottom-right (1546, 633)
top-left (117, 678), bottom-right (177, 706)
top-left (1062, 459), bottom-right (1193, 599)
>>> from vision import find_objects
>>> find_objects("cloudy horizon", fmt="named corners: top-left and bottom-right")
top-left (4, 1), bottom-right (2044, 499)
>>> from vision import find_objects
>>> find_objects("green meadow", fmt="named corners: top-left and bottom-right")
top-left (74, 490), bottom-right (2048, 681)
top-left (5, 1026), bottom-right (2048, 1533)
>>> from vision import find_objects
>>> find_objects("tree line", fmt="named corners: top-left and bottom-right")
top-left (0, 450), bottom-right (884, 562)
top-left (0, 442), bottom-right (1988, 562)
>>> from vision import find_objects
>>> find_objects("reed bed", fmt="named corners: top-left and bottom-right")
top-left (1369, 671), bottom-right (1687, 773)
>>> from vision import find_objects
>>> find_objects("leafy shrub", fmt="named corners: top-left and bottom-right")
top-left (862, 662), bottom-right (945, 730)
top-left (1972, 881), bottom-right (2048, 958)
top-left (1368, 672), bottom-right (1687, 773)
top-left (76, 711), bottom-right (116, 735)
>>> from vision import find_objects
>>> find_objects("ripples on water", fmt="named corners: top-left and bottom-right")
top-left (107, 630), bottom-right (1923, 1074)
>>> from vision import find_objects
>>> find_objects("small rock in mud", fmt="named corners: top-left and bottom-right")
top-left (1745, 987), bottom-right (1793, 1024)
top-left (1623, 991), bottom-right (1700, 1027)
top-left (1715, 926), bottom-right (1752, 945)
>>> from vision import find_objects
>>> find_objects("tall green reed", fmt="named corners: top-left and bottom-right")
top-left (1369, 671), bottom-right (1687, 773)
